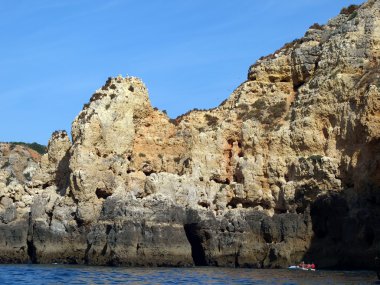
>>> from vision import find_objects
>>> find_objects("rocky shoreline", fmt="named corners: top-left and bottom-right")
top-left (1, 0), bottom-right (380, 269)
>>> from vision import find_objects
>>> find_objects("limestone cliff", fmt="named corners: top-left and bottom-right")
top-left (1, 0), bottom-right (380, 268)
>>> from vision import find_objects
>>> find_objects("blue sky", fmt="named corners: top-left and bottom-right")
top-left (1, 0), bottom-right (364, 145)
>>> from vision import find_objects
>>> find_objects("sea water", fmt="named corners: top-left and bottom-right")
top-left (0, 265), bottom-right (376, 284)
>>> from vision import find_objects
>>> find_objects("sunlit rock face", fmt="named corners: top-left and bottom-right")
top-left (1, 0), bottom-right (380, 268)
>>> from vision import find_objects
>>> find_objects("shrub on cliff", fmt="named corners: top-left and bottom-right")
top-left (340, 4), bottom-right (359, 15)
top-left (205, 114), bottom-right (219, 127)
top-left (309, 23), bottom-right (323, 30)
top-left (8, 142), bottom-right (47, 154)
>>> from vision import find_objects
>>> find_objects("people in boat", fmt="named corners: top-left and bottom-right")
top-left (296, 261), bottom-right (316, 270)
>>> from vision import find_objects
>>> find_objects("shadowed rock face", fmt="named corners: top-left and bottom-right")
top-left (1, 0), bottom-right (380, 268)
top-left (0, 143), bottom-right (40, 263)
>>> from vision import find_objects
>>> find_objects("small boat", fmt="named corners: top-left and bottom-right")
top-left (288, 265), bottom-right (316, 271)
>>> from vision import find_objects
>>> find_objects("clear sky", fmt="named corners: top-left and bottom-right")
top-left (1, 0), bottom-right (364, 145)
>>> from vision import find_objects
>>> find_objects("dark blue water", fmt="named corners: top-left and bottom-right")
top-left (0, 265), bottom-right (376, 284)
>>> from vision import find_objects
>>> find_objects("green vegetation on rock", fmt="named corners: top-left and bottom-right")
top-left (8, 142), bottom-right (47, 154)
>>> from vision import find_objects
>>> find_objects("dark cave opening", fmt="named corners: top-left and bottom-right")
top-left (27, 238), bottom-right (37, 264)
top-left (184, 223), bottom-right (207, 266)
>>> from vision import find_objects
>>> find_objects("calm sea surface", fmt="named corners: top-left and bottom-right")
top-left (0, 265), bottom-right (376, 285)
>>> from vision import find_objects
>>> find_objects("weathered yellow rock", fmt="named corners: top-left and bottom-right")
top-left (1, 0), bottom-right (380, 268)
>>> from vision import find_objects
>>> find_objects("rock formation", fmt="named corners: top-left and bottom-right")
top-left (0, 0), bottom-right (379, 268)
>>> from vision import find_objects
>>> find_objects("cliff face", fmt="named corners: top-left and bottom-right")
top-left (0, 143), bottom-right (40, 262)
top-left (1, 0), bottom-right (380, 268)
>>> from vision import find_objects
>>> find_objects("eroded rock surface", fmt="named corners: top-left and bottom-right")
top-left (1, 0), bottom-right (380, 268)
